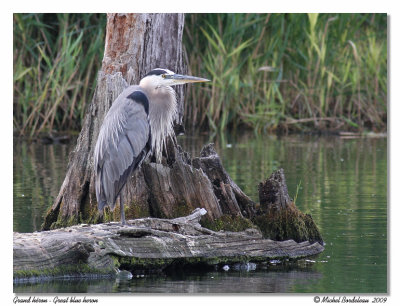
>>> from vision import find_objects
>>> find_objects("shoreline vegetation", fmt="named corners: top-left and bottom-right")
top-left (13, 13), bottom-right (387, 138)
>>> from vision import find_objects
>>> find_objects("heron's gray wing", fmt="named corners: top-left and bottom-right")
top-left (94, 89), bottom-right (151, 211)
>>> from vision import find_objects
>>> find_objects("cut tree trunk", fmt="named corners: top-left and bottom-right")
top-left (15, 209), bottom-right (324, 281)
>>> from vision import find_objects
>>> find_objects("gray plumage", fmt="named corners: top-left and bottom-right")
top-left (94, 85), bottom-right (150, 212)
top-left (94, 68), bottom-right (209, 225)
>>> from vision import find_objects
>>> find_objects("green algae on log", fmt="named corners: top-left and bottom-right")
top-left (14, 208), bottom-right (324, 282)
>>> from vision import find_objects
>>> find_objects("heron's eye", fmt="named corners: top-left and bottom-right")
top-left (161, 74), bottom-right (166, 78)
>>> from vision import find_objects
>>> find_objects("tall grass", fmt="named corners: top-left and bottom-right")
top-left (13, 13), bottom-right (386, 137)
top-left (13, 13), bottom-right (106, 137)
top-left (184, 13), bottom-right (387, 133)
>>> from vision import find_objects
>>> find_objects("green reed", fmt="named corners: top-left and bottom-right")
top-left (13, 13), bottom-right (106, 137)
top-left (184, 13), bottom-right (387, 133)
top-left (13, 13), bottom-right (386, 137)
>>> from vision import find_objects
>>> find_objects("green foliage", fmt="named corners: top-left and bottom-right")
top-left (13, 13), bottom-right (386, 136)
top-left (13, 13), bottom-right (106, 137)
top-left (184, 13), bottom-right (387, 133)
top-left (293, 180), bottom-right (302, 205)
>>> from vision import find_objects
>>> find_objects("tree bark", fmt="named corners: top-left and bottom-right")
top-left (192, 143), bottom-right (256, 218)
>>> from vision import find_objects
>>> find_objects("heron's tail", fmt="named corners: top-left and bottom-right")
top-left (95, 166), bottom-right (109, 212)
top-left (97, 198), bottom-right (108, 212)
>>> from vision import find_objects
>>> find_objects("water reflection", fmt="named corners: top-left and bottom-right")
top-left (13, 138), bottom-right (76, 233)
top-left (13, 132), bottom-right (387, 293)
top-left (14, 268), bottom-right (322, 293)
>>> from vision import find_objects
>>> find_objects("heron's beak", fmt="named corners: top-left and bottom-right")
top-left (168, 74), bottom-right (210, 85)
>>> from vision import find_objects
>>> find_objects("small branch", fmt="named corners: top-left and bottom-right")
top-left (172, 208), bottom-right (207, 223)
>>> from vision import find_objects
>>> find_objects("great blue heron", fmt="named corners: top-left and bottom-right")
top-left (94, 68), bottom-right (209, 225)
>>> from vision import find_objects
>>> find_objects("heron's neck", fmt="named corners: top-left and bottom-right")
top-left (147, 86), bottom-right (177, 163)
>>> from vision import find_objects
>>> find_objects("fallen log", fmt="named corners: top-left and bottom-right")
top-left (14, 208), bottom-right (324, 282)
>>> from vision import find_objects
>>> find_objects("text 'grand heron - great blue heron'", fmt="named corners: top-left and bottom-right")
top-left (94, 68), bottom-right (210, 225)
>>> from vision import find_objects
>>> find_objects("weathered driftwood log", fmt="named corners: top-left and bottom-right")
top-left (252, 169), bottom-right (323, 245)
top-left (14, 209), bottom-right (324, 281)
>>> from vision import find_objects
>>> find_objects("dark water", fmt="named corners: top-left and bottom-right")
top-left (13, 133), bottom-right (387, 293)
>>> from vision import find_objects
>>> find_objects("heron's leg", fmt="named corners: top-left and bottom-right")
top-left (120, 194), bottom-right (126, 226)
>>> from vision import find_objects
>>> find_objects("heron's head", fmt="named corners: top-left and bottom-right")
top-left (139, 68), bottom-right (209, 90)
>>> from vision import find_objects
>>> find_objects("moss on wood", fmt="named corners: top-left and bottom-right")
top-left (127, 201), bottom-right (151, 219)
top-left (252, 202), bottom-right (323, 244)
top-left (49, 213), bottom-right (79, 230)
top-left (13, 263), bottom-right (116, 281)
top-left (200, 214), bottom-right (257, 232)
top-left (169, 201), bottom-right (194, 218)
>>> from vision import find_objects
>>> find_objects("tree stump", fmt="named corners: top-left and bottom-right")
top-left (252, 169), bottom-right (323, 245)
top-left (38, 14), bottom-right (324, 268)
top-left (42, 13), bottom-right (187, 230)
top-left (192, 143), bottom-right (256, 218)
